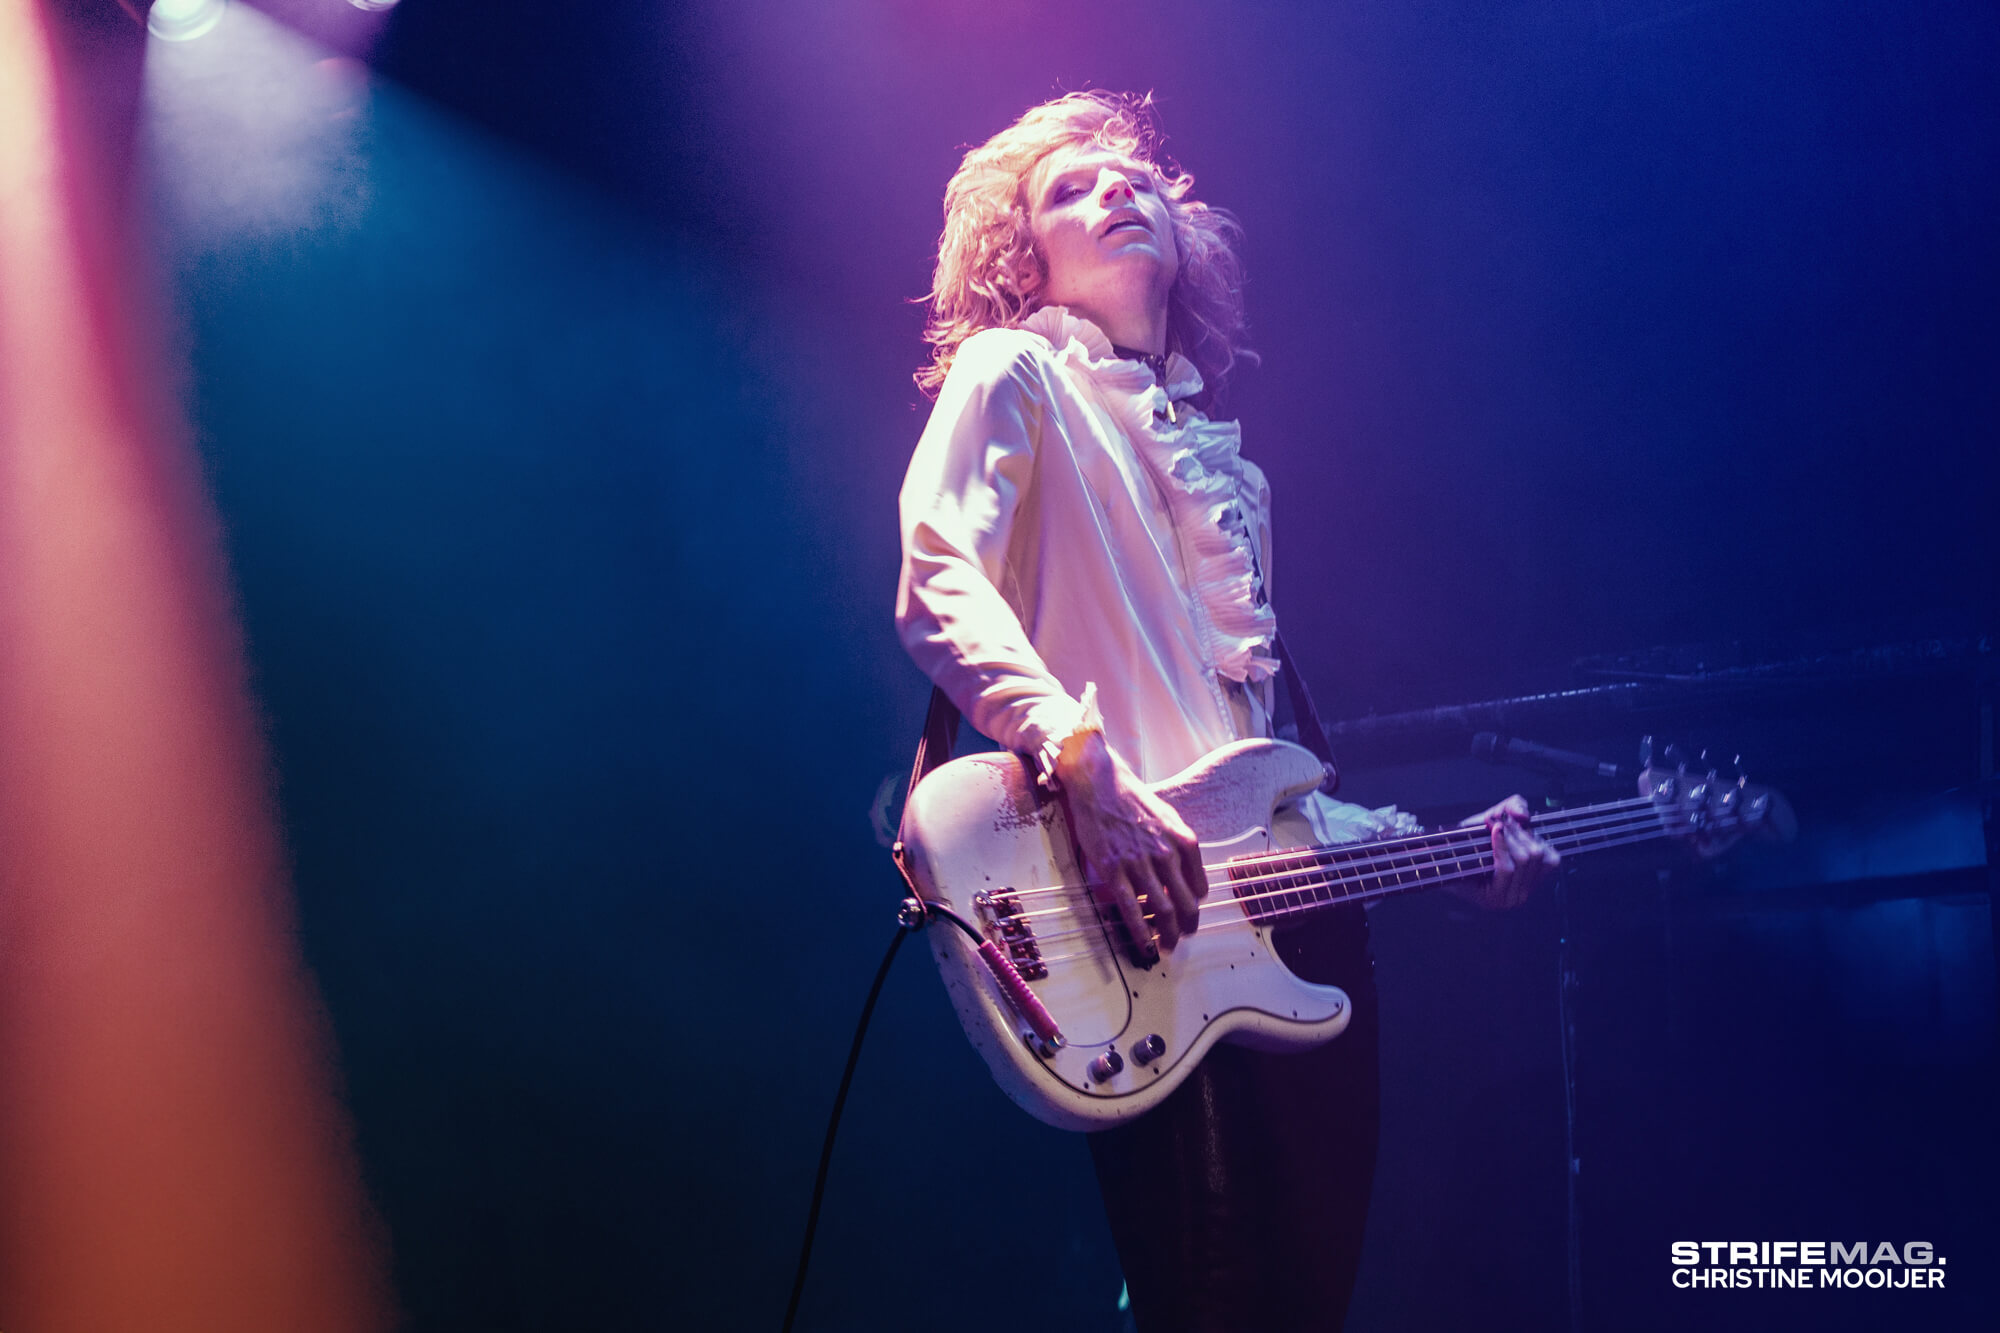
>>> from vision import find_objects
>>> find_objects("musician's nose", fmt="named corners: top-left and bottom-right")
top-left (1100, 177), bottom-right (1136, 205)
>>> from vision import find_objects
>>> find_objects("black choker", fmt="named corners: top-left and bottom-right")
top-left (1109, 343), bottom-right (1171, 386)
top-left (1110, 343), bottom-right (1184, 425)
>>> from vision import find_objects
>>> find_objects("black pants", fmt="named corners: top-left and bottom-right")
top-left (1087, 905), bottom-right (1380, 1333)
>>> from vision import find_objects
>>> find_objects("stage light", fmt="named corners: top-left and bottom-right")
top-left (145, 2), bottom-right (374, 247)
top-left (347, 0), bottom-right (400, 11)
top-left (147, 0), bottom-right (226, 42)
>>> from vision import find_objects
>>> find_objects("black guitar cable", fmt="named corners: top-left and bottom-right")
top-left (779, 920), bottom-right (909, 1333)
top-left (780, 898), bottom-right (989, 1332)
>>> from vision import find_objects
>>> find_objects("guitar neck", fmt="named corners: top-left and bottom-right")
top-left (1227, 796), bottom-right (1670, 921)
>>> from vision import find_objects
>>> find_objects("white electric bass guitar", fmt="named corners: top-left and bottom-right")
top-left (895, 737), bottom-right (1787, 1131)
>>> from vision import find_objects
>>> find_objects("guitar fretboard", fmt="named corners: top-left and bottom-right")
top-left (1225, 795), bottom-right (1684, 922)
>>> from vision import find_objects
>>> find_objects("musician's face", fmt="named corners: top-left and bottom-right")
top-left (1023, 144), bottom-right (1178, 326)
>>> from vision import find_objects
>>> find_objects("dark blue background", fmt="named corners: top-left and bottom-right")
top-left (113, 0), bottom-right (2000, 1328)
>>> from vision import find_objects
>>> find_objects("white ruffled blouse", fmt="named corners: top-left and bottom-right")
top-left (896, 307), bottom-right (1409, 842)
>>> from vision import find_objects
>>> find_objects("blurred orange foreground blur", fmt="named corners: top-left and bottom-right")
top-left (0, 3), bottom-right (392, 1329)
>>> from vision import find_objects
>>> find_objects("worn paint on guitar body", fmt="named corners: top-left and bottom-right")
top-left (897, 738), bottom-right (1350, 1132)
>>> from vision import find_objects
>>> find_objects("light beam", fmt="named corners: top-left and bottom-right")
top-left (0, 3), bottom-right (391, 1329)
top-left (147, 0), bottom-right (226, 42)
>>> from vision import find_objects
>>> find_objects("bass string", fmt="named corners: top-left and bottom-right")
top-left (1002, 811), bottom-right (1670, 933)
top-left (1020, 826), bottom-right (1688, 967)
top-left (1000, 801), bottom-right (1682, 924)
top-left (1208, 804), bottom-right (1714, 914)
top-left (1015, 808), bottom-right (1705, 951)
top-left (1231, 797), bottom-right (1656, 869)
top-left (992, 796), bottom-right (1662, 908)
top-left (1220, 805), bottom-right (1679, 892)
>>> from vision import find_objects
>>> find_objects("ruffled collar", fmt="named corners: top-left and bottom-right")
top-left (1018, 306), bottom-right (1279, 684)
top-left (1018, 306), bottom-right (1205, 407)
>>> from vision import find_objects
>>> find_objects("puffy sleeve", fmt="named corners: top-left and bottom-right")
top-left (895, 331), bottom-right (1091, 761)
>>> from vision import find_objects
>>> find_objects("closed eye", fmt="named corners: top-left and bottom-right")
top-left (1045, 159), bottom-right (1157, 206)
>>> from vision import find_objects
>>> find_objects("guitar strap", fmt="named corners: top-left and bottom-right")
top-left (892, 685), bottom-right (961, 897)
top-left (903, 682), bottom-right (962, 800)
top-left (899, 632), bottom-right (1339, 803)
top-left (1271, 633), bottom-right (1342, 796)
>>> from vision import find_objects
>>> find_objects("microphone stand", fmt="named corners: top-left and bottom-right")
top-left (1557, 838), bottom-right (1582, 1333)
top-left (1473, 732), bottom-right (1626, 1333)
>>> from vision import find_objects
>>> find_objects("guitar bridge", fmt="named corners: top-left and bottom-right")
top-left (972, 889), bottom-right (1048, 980)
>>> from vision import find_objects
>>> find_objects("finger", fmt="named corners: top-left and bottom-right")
top-left (1505, 823), bottom-right (1548, 906)
top-left (1501, 794), bottom-right (1532, 822)
top-left (1151, 815), bottom-right (1203, 931)
top-left (1130, 862), bottom-right (1180, 953)
top-left (1174, 827), bottom-right (1209, 904)
top-left (1518, 827), bottom-right (1560, 904)
top-left (1491, 818), bottom-right (1517, 874)
top-left (1490, 820), bottom-right (1520, 905)
top-left (1156, 851), bottom-right (1200, 937)
top-left (1100, 870), bottom-right (1157, 965)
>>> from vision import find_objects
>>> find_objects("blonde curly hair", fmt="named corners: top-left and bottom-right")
top-left (917, 91), bottom-right (1254, 399)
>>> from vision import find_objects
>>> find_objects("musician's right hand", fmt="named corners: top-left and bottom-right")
top-left (1053, 730), bottom-right (1207, 965)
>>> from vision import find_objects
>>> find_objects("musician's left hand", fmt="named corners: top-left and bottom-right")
top-left (1454, 795), bottom-right (1559, 909)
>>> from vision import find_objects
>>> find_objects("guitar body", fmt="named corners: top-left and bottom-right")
top-left (900, 730), bottom-right (1782, 1132)
top-left (897, 738), bottom-right (1352, 1131)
